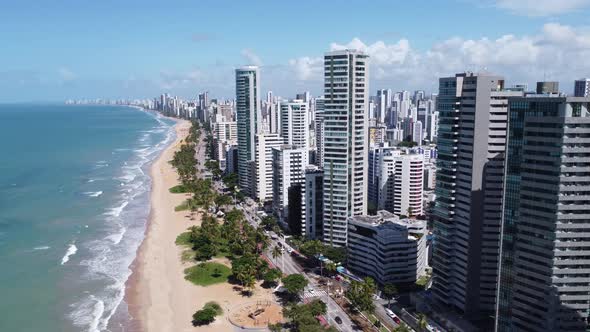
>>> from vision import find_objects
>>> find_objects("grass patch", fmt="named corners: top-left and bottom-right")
top-left (181, 249), bottom-right (195, 263)
top-left (169, 184), bottom-right (190, 193)
top-left (184, 262), bottom-right (231, 286)
top-left (176, 231), bottom-right (192, 246)
top-left (175, 200), bottom-right (190, 212)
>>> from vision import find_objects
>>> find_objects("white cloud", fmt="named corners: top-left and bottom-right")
top-left (495, 0), bottom-right (590, 16)
top-left (58, 67), bottom-right (76, 81)
top-left (285, 23), bottom-right (590, 94)
top-left (288, 56), bottom-right (323, 80)
top-left (241, 49), bottom-right (263, 66)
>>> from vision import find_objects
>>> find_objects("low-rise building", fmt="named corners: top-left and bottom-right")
top-left (348, 210), bottom-right (427, 285)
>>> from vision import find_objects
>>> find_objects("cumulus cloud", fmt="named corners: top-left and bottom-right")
top-left (495, 0), bottom-right (590, 16)
top-left (285, 23), bottom-right (590, 93)
top-left (288, 56), bottom-right (323, 80)
top-left (241, 49), bottom-right (263, 66)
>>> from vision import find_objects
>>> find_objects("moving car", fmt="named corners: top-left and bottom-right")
top-left (334, 316), bottom-right (342, 324)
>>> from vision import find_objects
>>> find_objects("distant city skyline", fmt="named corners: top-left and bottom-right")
top-left (1, 0), bottom-right (590, 102)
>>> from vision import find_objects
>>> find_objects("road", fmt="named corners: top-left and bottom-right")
top-left (236, 201), bottom-right (359, 332)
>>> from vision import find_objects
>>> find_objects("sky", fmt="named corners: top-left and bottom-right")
top-left (1, 0), bottom-right (590, 102)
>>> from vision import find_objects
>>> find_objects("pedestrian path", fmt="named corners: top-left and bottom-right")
top-left (303, 288), bottom-right (328, 300)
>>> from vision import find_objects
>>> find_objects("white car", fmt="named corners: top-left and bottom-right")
top-left (385, 308), bottom-right (395, 317)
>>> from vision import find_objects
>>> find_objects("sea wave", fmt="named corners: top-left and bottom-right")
top-left (61, 244), bottom-right (78, 265)
top-left (84, 191), bottom-right (103, 198)
top-left (33, 246), bottom-right (51, 250)
top-left (69, 109), bottom-right (176, 332)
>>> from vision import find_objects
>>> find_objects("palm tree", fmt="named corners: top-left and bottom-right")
top-left (383, 283), bottom-right (398, 307)
top-left (325, 262), bottom-right (337, 276)
top-left (243, 273), bottom-right (256, 295)
top-left (417, 313), bottom-right (428, 332)
top-left (272, 245), bottom-right (283, 271)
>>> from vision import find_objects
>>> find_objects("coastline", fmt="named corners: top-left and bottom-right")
top-left (122, 118), bottom-right (277, 332)
top-left (123, 118), bottom-right (192, 331)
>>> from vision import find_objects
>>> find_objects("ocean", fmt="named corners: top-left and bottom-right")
top-left (0, 104), bottom-right (176, 332)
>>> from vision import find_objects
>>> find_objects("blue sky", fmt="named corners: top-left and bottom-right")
top-left (1, 0), bottom-right (590, 101)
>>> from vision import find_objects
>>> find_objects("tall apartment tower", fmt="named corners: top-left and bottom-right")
top-left (272, 145), bottom-right (308, 228)
top-left (574, 78), bottom-right (590, 97)
top-left (322, 49), bottom-right (369, 247)
top-left (236, 66), bottom-right (261, 196)
top-left (279, 99), bottom-right (309, 149)
top-left (368, 146), bottom-right (424, 217)
top-left (496, 96), bottom-right (590, 332)
top-left (431, 72), bottom-right (523, 323)
top-left (314, 98), bottom-right (326, 167)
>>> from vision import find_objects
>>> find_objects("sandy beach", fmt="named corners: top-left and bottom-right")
top-left (125, 120), bottom-right (275, 332)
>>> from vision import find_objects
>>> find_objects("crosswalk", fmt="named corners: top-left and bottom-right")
top-left (303, 288), bottom-right (328, 300)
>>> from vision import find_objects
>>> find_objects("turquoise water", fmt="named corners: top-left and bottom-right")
top-left (0, 104), bottom-right (175, 332)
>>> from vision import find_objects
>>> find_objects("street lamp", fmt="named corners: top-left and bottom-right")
top-left (233, 187), bottom-right (240, 205)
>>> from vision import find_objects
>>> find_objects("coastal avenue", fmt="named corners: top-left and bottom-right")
top-left (196, 129), bottom-right (360, 332)
top-left (238, 201), bottom-right (359, 332)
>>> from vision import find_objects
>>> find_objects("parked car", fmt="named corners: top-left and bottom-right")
top-left (335, 316), bottom-right (342, 324)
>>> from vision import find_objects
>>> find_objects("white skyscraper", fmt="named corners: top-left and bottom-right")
top-left (272, 146), bottom-right (309, 227)
top-left (279, 99), bottom-right (309, 149)
top-left (254, 133), bottom-right (283, 202)
top-left (236, 66), bottom-right (261, 196)
top-left (322, 49), bottom-right (369, 247)
top-left (368, 146), bottom-right (424, 217)
top-left (413, 120), bottom-right (423, 144)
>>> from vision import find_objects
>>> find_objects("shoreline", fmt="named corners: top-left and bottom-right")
top-left (121, 118), bottom-right (278, 332)
top-left (123, 118), bottom-right (192, 332)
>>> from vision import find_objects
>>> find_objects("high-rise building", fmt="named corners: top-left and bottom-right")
top-left (252, 132), bottom-right (282, 203)
top-left (236, 66), bottom-right (261, 196)
top-left (496, 96), bottom-right (590, 332)
top-left (413, 120), bottom-right (424, 145)
top-left (272, 145), bottom-right (308, 229)
top-left (574, 78), bottom-right (590, 97)
top-left (322, 49), bottom-right (369, 247)
top-left (377, 89), bottom-right (387, 123)
top-left (279, 99), bottom-right (309, 149)
top-left (314, 98), bottom-right (325, 167)
top-left (431, 72), bottom-right (523, 322)
top-left (303, 166), bottom-right (324, 239)
top-left (368, 146), bottom-right (424, 217)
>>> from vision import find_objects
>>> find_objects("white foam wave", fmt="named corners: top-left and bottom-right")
top-left (61, 244), bottom-right (78, 265)
top-left (33, 246), bottom-right (50, 250)
top-left (69, 295), bottom-right (105, 332)
top-left (104, 201), bottom-right (128, 217)
top-left (84, 191), bottom-right (103, 198)
top-left (68, 111), bottom-right (177, 331)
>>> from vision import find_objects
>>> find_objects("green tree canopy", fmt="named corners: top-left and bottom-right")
top-left (282, 274), bottom-right (308, 298)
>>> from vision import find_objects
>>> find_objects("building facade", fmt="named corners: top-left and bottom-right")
top-left (279, 99), bottom-right (309, 149)
top-left (253, 133), bottom-right (282, 203)
top-left (496, 96), bottom-right (590, 332)
top-left (431, 72), bottom-right (523, 322)
top-left (322, 49), bottom-right (369, 247)
top-left (272, 145), bottom-right (308, 229)
top-left (348, 210), bottom-right (428, 285)
top-left (574, 78), bottom-right (590, 97)
top-left (369, 146), bottom-right (425, 217)
top-left (236, 66), bottom-right (261, 196)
